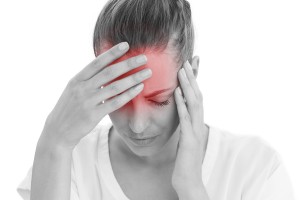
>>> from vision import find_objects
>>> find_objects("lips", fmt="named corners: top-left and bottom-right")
top-left (128, 135), bottom-right (158, 146)
top-left (127, 131), bottom-right (158, 140)
top-left (129, 136), bottom-right (157, 140)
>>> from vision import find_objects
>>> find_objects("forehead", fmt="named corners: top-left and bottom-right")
top-left (102, 46), bottom-right (180, 91)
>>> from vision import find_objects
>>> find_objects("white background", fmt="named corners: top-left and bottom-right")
top-left (0, 0), bottom-right (299, 199)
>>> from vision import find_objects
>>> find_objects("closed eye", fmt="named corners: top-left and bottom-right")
top-left (150, 99), bottom-right (170, 107)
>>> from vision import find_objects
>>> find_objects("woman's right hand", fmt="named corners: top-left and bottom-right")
top-left (40, 42), bottom-right (151, 150)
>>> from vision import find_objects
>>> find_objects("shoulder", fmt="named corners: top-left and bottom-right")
top-left (212, 125), bottom-right (279, 158)
top-left (210, 125), bottom-right (282, 176)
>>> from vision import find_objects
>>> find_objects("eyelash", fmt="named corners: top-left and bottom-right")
top-left (151, 99), bottom-right (171, 107)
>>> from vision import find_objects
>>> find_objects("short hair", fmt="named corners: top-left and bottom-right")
top-left (93, 0), bottom-right (194, 67)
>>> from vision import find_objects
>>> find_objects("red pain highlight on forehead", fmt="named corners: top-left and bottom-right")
top-left (102, 47), bottom-right (175, 91)
top-left (100, 47), bottom-right (176, 112)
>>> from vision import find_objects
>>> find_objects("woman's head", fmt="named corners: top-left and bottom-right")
top-left (93, 0), bottom-right (194, 65)
top-left (93, 0), bottom-right (196, 157)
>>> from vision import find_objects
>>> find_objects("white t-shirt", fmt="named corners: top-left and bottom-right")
top-left (17, 117), bottom-right (295, 200)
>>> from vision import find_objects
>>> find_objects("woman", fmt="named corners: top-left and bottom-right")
top-left (17, 0), bottom-right (295, 199)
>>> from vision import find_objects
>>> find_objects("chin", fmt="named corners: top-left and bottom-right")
top-left (124, 136), bottom-right (161, 157)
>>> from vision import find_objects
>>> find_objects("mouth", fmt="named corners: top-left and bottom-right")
top-left (127, 135), bottom-right (159, 146)
top-left (129, 136), bottom-right (157, 140)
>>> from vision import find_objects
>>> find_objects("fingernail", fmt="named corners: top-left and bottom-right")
top-left (177, 87), bottom-right (182, 96)
top-left (140, 68), bottom-right (152, 78)
top-left (119, 42), bottom-right (129, 51)
top-left (136, 55), bottom-right (147, 64)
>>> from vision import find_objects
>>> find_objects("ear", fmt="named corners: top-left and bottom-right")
top-left (191, 56), bottom-right (200, 78)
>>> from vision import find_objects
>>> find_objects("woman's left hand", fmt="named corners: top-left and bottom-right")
top-left (172, 58), bottom-right (210, 200)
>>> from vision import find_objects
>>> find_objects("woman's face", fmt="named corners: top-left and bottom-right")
top-left (103, 46), bottom-right (181, 157)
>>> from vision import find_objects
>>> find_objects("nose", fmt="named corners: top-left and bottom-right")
top-left (128, 97), bottom-right (150, 134)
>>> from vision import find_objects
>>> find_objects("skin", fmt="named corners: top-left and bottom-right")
top-left (31, 43), bottom-right (208, 199)
top-left (100, 43), bottom-right (210, 199)
top-left (31, 42), bottom-right (157, 200)
top-left (172, 61), bottom-right (210, 199)
top-left (107, 47), bottom-right (182, 164)
top-left (34, 40), bottom-right (209, 199)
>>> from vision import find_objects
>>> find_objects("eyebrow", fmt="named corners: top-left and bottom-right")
top-left (144, 87), bottom-right (173, 98)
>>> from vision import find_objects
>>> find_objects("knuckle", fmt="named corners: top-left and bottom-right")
top-left (108, 83), bottom-right (120, 94)
top-left (68, 81), bottom-right (79, 94)
top-left (92, 57), bottom-right (101, 67)
top-left (184, 114), bottom-right (191, 121)
top-left (102, 67), bottom-right (114, 78)
top-left (68, 77), bottom-right (78, 87)
top-left (108, 48), bottom-right (119, 58)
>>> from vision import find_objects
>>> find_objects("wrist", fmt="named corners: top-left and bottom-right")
top-left (36, 131), bottom-right (74, 159)
top-left (176, 181), bottom-right (209, 200)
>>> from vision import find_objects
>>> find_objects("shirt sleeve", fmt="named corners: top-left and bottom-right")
top-left (242, 151), bottom-right (295, 200)
top-left (259, 161), bottom-right (295, 200)
top-left (16, 163), bottom-right (80, 200)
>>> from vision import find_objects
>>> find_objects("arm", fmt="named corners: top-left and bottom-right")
top-left (30, 131), bottom-right (74, 200)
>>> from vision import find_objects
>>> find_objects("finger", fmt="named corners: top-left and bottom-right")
top-left (183, 60), bottom-right (203, 101)
top-left (88, 54), bottom-right (147, 89)
top-left (174, 87), bottom-right (193, 140)
top-left (96, 83), bottom-right (144, 116)
top-left (73, 42), bottom-right (130, 82)
top-left (178, 67), bottom-right (198, 124)
top-left (91, 68), bottom-right (152, 104)
top-left (182, 61), bottom-right (205, 139)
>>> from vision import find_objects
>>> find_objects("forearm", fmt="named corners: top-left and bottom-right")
top-left (30, 133), bottom-right (74, 200)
